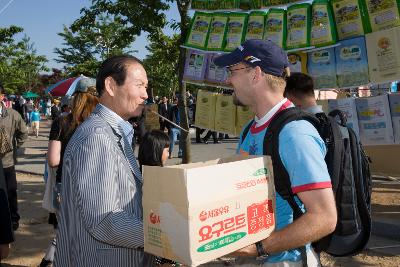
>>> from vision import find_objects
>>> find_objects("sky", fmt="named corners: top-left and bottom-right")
top-left (0, 0), bottom-right (181, 71)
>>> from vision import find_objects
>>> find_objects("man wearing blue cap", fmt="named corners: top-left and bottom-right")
top-left (213, 40), bottom-right (337, 266)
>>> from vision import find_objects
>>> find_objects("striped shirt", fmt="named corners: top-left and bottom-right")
top-left (54, 104), bottom-right (155, 267)
top-left (98, 103), bottom-right (134, 146)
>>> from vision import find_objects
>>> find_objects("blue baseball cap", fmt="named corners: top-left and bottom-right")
top-left (214, 39), bottom-right (289, 77)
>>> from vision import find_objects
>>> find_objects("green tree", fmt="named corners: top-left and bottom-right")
top-left (143, 32), bottom-right (180, 98)
top-left (0, 26), bottom-right (48, 94)
top-left (55, 15), bottom-right (135, 77)
top-left (70, 0), bottom-right (193, 162)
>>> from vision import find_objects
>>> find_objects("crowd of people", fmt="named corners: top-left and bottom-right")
top-left (0, 39), bottom-right (339, 267)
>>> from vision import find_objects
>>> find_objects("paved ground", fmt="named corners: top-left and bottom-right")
top-left (2, 119), bottom-right (399, 266)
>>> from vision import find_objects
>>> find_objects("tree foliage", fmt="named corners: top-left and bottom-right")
top-left (65, 0), bottom-right (193, 162)
top-left (55, 15), bottom-right (134, 77)
top-left (0, 26), bottom-right (48, 95)
top-left (143, 32), bottom-right (180, 98)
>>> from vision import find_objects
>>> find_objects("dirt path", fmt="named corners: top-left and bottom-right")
top-left (1, 174), bottom-right (399, 267)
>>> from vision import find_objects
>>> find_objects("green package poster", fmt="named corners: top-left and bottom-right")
top-left (185, 12), bottom-right (212, 50)
top-left (250, 0), bottom-right (264, 9)
top-left (365, 0), bottom-right (400, 31)
top-left (332, 0), bottom-right (370, 40)
top-left (245, 11), bottom-right (267, 40)
top-left (264, 9), bottom-right (287, 48)
top-left (207, 13), bottom-right (229, 51)
top-left (311, 1), bottom-right (337, 46)
top-left (191, 0), bottom-right (208, 10)
top-left (265, 0), bottom-right (288, 7)
top-left (222, 0), bottom-right (241, 9)
top-left (214, 94), bottom-right (237, 135)
top-left (208, 0), bottom-right (220, 10)
top-left (225, 13), bottom-right (248, 51)
top-left (286, 4), bottom-right (312, 49)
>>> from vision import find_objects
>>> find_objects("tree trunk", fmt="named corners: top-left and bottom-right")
top-left (177, 0), bottom-right (192, 163)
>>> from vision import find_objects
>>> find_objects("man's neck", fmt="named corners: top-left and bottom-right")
top-left (302, 98), bottom-right (318, 110)
top-left (253, 92), bottom-right (285, 119)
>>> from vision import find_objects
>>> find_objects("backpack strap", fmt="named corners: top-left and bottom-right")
top-left (263, 107), bottom-right (321, 267)
top-left (240, 119), bottom-right (254, 145)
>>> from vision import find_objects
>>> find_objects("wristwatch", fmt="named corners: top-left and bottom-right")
top-left (255, 241), bottom-right (269, 261)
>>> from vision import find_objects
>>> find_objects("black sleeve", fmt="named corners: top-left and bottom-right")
top-left (49, 118), bottom-right (61, 141)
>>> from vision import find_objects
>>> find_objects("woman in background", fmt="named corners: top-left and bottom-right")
top-left (40, 78), bottom-right (98, 267)
top-left (138, 129), bottom-right (170, 171)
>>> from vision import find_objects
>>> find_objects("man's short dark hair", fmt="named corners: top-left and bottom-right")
top-left (0, 81), bottom-right (5, 94)
top-left (284, 72), bottom-right (314, 98)
top-left (96, 55), bottom-right (143, 96)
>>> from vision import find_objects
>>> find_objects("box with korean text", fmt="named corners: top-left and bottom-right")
top-left (143, 156), bottom-right (275, 266)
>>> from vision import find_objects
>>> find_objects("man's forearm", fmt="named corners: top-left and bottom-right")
top-left (261, 210), bottom-right (336, 254)
top-left (235, 210), bottom-right (336, 257)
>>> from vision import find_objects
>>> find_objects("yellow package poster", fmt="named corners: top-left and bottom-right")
top-left (366, 26), bottom-right (400, 83)
top-left (365, 0), bottom-right (400, 32)
top-left (332, 0), bottom-right (370, 40)
top-left (225, 13), bottom-right (248, 51)
top-left (214, 94), bottom-right (237, 135)
top-left (144, 104), bottom-right (160, 131)
top-left (286, 4), bottom-right (312, 50)
top-left (245, 11), bottom-right (266, 41)
top-left (185, 12), bottom-right (212, 50)
top-left (195, 90), bottom-right (217, 130)
top-left (311, 0), bottom-right (337, 47)
top-left (236, 106), bottom-right (255, 136)
top-left (287, 52), bottom-right (308, 73)
top-left (264, 9), bottom-right (287, 48)
top-left (207, 13), bottom-right (229, 51)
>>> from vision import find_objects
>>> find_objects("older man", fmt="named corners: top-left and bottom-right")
top-left (54, 56), bottom-right (155, 266)
top-left (0, 82), bottom-right (28, 231)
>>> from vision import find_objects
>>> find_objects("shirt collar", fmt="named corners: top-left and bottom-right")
top-left (304, 105), bottom-right (324, 114)
top-left (254, 98), bottom-right (289, 127)
top-left (98, 104), bottom-right (134, 145)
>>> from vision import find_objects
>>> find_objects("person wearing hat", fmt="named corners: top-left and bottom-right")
top-left (40, 77), bottom-right (99, 267)
top-left (212, 40), bottom-right (336, 266)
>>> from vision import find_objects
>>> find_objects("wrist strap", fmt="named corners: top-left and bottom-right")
top-left (256, 241), bottom-right (266, 257)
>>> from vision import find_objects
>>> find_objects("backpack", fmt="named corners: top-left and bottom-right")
top-left (241, 107), bottom-right (372, 259)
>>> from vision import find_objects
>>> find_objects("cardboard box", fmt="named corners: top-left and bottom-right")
top-left (143, 156), bottom-right (276, 266)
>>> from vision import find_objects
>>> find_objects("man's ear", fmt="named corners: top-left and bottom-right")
top-left (252, 66), bottom-right (263, 83)
top-left (104, 76), bottom-right (116, 97)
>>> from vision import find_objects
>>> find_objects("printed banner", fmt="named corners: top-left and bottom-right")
top-left (328, 98), bottom-right (360, 138)
top-left (355, 95), bottom-right (395, 145)
top-left (214, 94), bottom-right (237, 135)
top-left (366, 27), bottom-right (400, 83)
top-left (195, 90), bottom-right (217, 130)
top-left (388, 93), bottom-right (400, 143)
